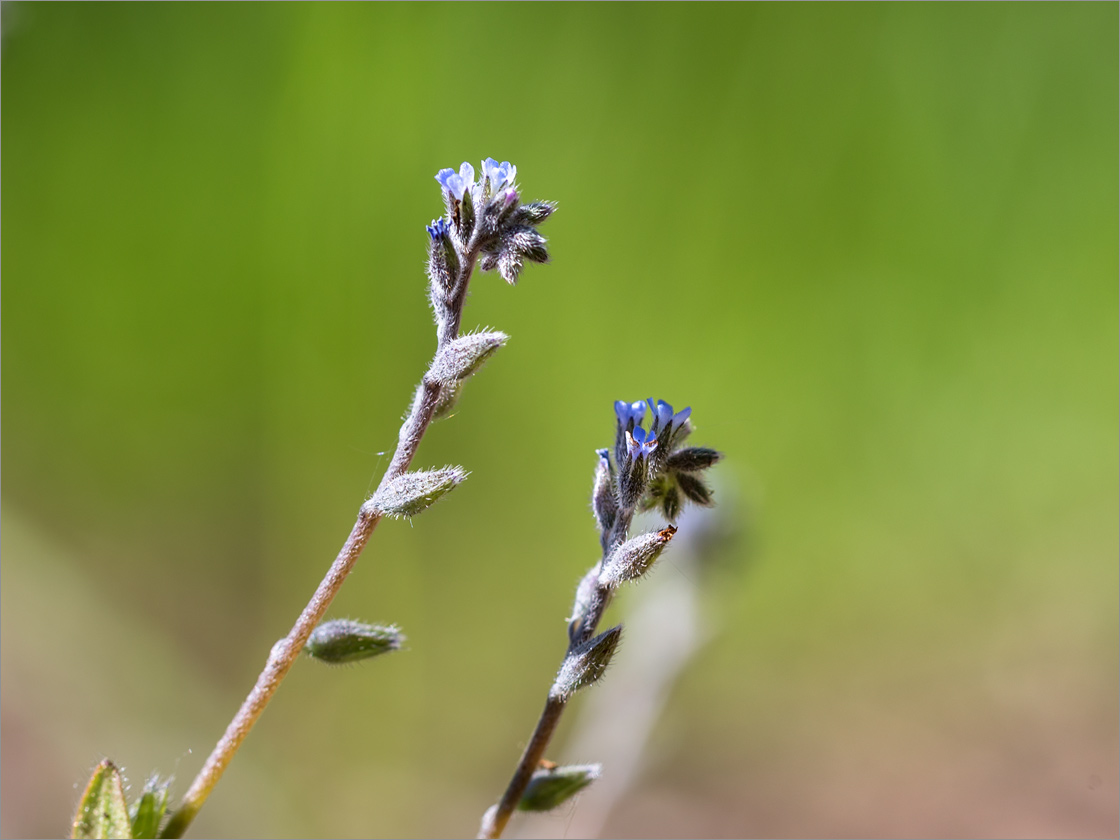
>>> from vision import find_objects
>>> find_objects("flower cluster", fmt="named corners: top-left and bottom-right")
top-left (568, 398), bottom-right (720, 645)
top-left (429, 157), bottom-right (555, 288)
top-left (485, 398), bottom-right (722, 834)
top-left (602, 398), bottom-right (720, 524)
top-left (426, 158), bottom-right (555, 348)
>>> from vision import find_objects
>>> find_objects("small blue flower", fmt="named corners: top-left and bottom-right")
top-left (481, 157), bottom-right (518, 192)
top-left (596, 448), bottom-right (611, 463)
top-left (626, 426), bottom-right (658, 460)
top-left (435, 161), bottom-right (476, 200)
top-left (426, 217), bottom-right (450, 241)
top-left (614, 399), bottom-right (647, 428)
top-left (646, 398), bottom-right (691, 440)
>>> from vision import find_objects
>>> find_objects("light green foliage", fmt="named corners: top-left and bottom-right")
top-left (305, 619), bottom-right (404, 665)
top-left (518, 763), bottom-right (601, 812)
top-left (128, 776), bottom-right (170, 840)
top-left (72, 760), bottom-right (131, 840)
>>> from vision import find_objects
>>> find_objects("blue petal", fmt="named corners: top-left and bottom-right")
top-left (672, 406), bottom-right (692, 426)
top-left (435, 168), bottom-right (456, 189)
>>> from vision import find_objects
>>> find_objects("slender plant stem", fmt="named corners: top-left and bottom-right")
top-left (162, 253), bottom-right (478, 839)
top-left (481, 697), bottom-right (566, 840)
top-left (481, 509), bottom-right (636, 839)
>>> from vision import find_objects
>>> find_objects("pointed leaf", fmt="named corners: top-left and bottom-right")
top-left (72, 760), bottom-right (131, 840)
top-left (677, 472), bottom-right (714, 506)
top-left (599, 526), bottom-right (676, 587)
top-left (305, 619), bottom-right (404, 665)
top-left (369, 467), bottom-right (468, 518)
top-left (518, 763), bottom-right (602, 812)
top-left (427, 331), bottom-right (508, 384)
top-left (128, 776), bottom-right (170, 840)
top-left (550, 625), bottom-right (622, 700)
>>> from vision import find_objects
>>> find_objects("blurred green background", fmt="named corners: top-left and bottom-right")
top-left (2, 3), bottom-right (1117, 838)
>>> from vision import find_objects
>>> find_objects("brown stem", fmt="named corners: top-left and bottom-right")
top-left (479, 698), bottom-right (566, 840)
top-left (161, 336), bottom-right (453, 838)
top-left (480, 506), bottom-right (637, 838)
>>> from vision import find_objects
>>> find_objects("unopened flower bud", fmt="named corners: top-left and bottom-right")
top-left (550, 625), bottom-right (622, 701)
top-left (567, 565), bottom-right (601, 644)
top-left (304, 619), bottom-right (404, 665)
top-left (591, 449), bottom-right (618, 546)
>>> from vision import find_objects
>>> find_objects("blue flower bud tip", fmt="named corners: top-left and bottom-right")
top-left (596, 448), bottom-right (611, 461)
top-left (614, 399), bottom-right (647, 426)
top-left (426, 218), bottom-right (450, 240)
top-left (632, 398), bottom-right (691, 437)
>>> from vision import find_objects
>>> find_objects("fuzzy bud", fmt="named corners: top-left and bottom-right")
top-left (666, 446), bottom-right (722, 473)
top-left (566, 565), bottom-right (601, 644)
top-left (427, 331), bottom-right (508, 385)
top-left (599, 526), bottom-right (676, 588)
top-left (518, 763), bottom-right (602, 812)
top-left (550, 625), bottom-right (622, 701)
top-left (591, 449), bottom-right (618, 547)
top-left (617, 449), bottom-right (650, 513)
top-left (304, 619), bottom-right (404, 664)
top-left (368, 467), bottom-right (468, 519)
top-left (459, 187), bottom-right (476, 237)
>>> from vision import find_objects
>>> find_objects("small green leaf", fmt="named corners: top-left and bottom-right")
top-left (72, 759), bottom-right (132, 839)
top-left (518, 763), bottom-right (601, 812)
top-left (304, 619), bottom-right (404, 665)
top-left (128, 776), bottom-right (170, 839)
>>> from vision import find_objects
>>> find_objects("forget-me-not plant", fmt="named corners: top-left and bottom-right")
top-left (73, 159), bottom-right (555, 840)
top-left (71, 159), bottom-right (719, 840)
top-left (479, 398), bottom-right (721, 839)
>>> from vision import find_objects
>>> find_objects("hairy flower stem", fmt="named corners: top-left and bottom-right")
top-left (161, 255), bottom-right (478, 840)
top-left (481, 509), bottom-right (636, 839)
